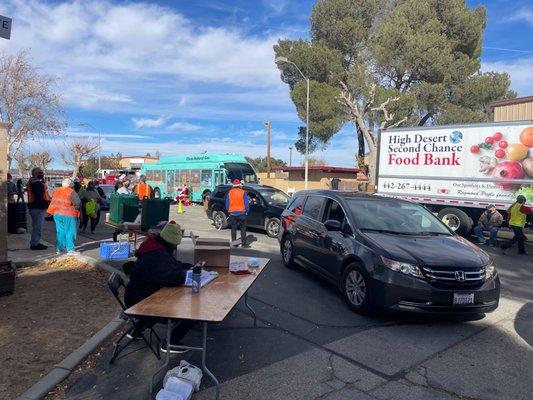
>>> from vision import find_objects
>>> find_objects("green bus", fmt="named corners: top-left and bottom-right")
top-left (141, 153), bottom-right (258, 202)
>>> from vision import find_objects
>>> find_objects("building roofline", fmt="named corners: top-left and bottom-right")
top-left (272, 166), bottom-right (360, 173)
top-left (489, 96), bottom-right (533, 108)
top-left (120, 155), bottom-right (160, 159)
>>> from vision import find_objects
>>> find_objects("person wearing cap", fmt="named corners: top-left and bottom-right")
top-left (6, 173), bottom-right (17, 203)
top-left (117, 180), bottom-right (132, 195)
top-left (125, 221), bottom-right (194, 352)
top-left (225, 179), bottom-right (250, 247)
top-left (26, 167), bottom-right (51, 250)
top-left (473, 205), bottom-right (503, 246)
top-left (47, 178), bottom-right (81, 255)
top-left (501, 195), bottom-right (533, 255)
top-left (133, 175), bottom-right (153, 199)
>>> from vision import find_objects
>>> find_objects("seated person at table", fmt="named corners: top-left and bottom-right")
top-left (473, 204), bottom-right (503, 246)
top-left (125, 221), bottom-right (195, 353)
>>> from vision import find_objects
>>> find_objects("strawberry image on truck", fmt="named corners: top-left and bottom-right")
top-left (376, 120), bottom-right (533, 235)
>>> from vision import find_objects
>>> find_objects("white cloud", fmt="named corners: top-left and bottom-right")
top-left (482, 57), bottom-right (533, 96)
top-left (132, 117), bottom-right (166, 128)
top-left (506, 8), bottom-right (533, 26)
top-left (166, 122), bottom-right (202, 132)
top-left (263, 0), bottom-right (288, 14)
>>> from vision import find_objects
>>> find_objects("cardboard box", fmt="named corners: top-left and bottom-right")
top-left (192, 236), bottom-right (230, 268)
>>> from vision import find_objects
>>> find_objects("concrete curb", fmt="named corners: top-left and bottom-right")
top-left (17, 316), bottom-right (125, 400)
top-left (16, 254), bottom-right (128, 400)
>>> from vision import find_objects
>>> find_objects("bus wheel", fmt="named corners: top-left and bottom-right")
top-left (153, 188), bottom-right (161, 199)
top-left (438, 207), bottom-right (472, 235)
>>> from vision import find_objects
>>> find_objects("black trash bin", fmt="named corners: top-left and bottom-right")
top-left (7, 202), bottom-right (28, 234)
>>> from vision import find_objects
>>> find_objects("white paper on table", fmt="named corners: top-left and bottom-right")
top-left (183, 270), bottom-right (218, 287)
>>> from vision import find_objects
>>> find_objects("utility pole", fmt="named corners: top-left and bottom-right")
top-left (289, 146), bottom-right (293, 167)
top-left (264, 121), bottom-right (271, 178)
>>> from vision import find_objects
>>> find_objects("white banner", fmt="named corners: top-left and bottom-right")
top-left (378, 122), bottom-right (533, 204)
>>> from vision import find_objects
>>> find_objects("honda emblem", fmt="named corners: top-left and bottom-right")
top-left (454, 271), bottom-right (466, 282)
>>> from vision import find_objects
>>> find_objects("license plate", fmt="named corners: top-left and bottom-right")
top-left (453, 293), bottom-right (474, 305)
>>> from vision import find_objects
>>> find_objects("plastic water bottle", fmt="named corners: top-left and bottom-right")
top-left (192, 265), bottom-right (202, 294)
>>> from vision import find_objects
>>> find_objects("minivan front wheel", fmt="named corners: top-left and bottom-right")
top-left (342, 264), bottom-right (375, 314)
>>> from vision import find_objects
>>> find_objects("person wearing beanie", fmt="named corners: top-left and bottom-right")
top-left (47, 178), bottom-right (81, 254)
top-left (225, 179), bottom-right (250, 247)
top-left (501, 195), bottom-right (533, 255)
top-left (125, 221), bottom-right (194, 352)
top-left (27, 167), bottom-right (51, 250)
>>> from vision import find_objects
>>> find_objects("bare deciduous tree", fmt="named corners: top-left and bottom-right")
top-left (61, 139), bottom-right (99, 178)
top-left (0, 50), bottom-right (65, 169)
top-left (28, 151), bottom-right (53, 171)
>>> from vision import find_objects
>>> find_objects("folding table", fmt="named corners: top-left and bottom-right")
top-left (125, 255), bottom-right (270, 399)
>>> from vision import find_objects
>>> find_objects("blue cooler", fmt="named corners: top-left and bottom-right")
top-left (99, 242), bottom-right (132, 260)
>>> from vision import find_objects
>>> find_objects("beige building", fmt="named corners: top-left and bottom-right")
top-left (258, 166), bottom-right (368, 195)
top-left (490, 96), bottom-right (533, 122)
top-left (119, 155), bottom-right (159, 170)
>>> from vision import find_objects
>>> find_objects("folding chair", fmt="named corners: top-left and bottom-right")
top-left (108, 272), bottom-right (161, 363)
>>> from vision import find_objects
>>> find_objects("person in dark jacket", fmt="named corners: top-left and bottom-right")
top-left (26, 167), bottom-right (50, 250)
top-left (125, 221), bottom-right (194, 352)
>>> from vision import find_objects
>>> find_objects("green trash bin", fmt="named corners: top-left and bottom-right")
top-left (141, 198), bottom-right (171, 231)
top-left (110, 194), bottom-right (139, 224)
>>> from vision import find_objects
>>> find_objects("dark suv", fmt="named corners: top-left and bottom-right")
top-left (207, 184), bottom-right (290, 238)
top-left (279, 190), bottom-right (500, 315)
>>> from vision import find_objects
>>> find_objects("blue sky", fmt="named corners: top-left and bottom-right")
top-left (1, 0), bottom-right (532, 168)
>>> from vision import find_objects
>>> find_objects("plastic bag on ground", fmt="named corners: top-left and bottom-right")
top-left (164, 376), bottom-right (193, 399)
top-left (163, 360), bottom-right (203, 392)
top-left (155, 388), bottom-right (184, 400)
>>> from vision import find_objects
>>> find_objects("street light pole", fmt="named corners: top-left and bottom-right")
top-left (289, 146), bottom-right (293, 166)
top-left (275, 56), bottom-right (310, 189)
top-left (305, 78), bottom-right (309, 190)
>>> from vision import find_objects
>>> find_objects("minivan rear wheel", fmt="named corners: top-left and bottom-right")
top-left (281, 236), bottom-right (297, 269)
top-left (342, 263), bottom-right (375, 315)
top-left (265, 217), bottom-right (281, 238)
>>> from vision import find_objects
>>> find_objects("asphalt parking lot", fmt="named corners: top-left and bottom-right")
top-left (41, 204), bottom-right (533, 400)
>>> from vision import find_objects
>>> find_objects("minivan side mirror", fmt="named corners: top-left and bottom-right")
top-left (324, 219), bottom-right (342, 231)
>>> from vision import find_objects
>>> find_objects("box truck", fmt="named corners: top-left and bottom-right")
top-left (376, 120), bottom-right (533, 234)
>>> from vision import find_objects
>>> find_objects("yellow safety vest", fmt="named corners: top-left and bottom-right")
top-left (508, 203), bottom-right (527, 228)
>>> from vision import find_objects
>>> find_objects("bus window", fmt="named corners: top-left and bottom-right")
top-left (146, 170), bottom-right (154, 181)
top-left (214, 170), bottom-right (223, 185)
top-left (225, 163), bottom-right (257, 183)
top-left (166, 170), bottom-right (175, 196)
top-left (180, 170), bottom-right (190, 186)
top-left (153, 170), bottom-right (163, 182)
top-left (190, 169), bottom-right (201, 194)
top-left (201, 170), bottom-right (212, 186)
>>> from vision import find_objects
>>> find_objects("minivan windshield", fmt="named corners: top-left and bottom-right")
top-left (346, 198), bottom-right (452, 235)
top-left (257, 188), bottom-right (290, 206)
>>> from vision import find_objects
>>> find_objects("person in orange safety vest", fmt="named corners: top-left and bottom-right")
top-left (47, 178), bottom-right (81, 255)
top-left (133, 175), bottom-right (153, 199)
top-left (225, 179), bottom-right (250, 247)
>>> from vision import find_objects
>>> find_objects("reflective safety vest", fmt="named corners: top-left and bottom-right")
top-left (135, 183), bottom-right (152, 199)
top-left (27, 180), bottom-right (51, 203)
top-left (508, 203), bottom-right (527, 228)
top-left (227, 187), bottom-right (247, 214)
top-left (47, 187), bottom-right (80, 217)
